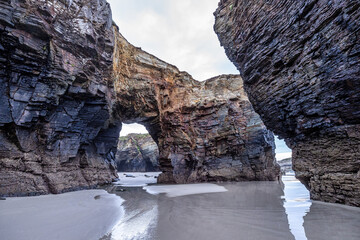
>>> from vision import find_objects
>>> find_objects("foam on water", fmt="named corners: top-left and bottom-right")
top-left (114, 172), bottom-right (160, 187)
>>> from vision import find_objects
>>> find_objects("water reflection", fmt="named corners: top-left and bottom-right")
top-left (155, 181), bottom-right (295, 240)
top-left (304, 201), bottom-right (360, 240)
top-left (111, 204), bottom-right (158, 239)
top-left (103, 176), bottom-right (360, 240)
top-left (105, 181), bottom-right (295, 240)
top-left (101, 187), bottom-right (159, 240)
top-left (283, 175), bottom-right (311, 240)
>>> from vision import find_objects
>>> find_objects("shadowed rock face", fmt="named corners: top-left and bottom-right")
top-left (214, 0), bottom-right (360, 206)
top-left (116, 134), bottom-right (159, 172)
top-left (112, 27), bottom-right (279, 183)
top-left (0, 0), bottom-right (279, 196)
top-left (0, 0), bottom-right (119, 196)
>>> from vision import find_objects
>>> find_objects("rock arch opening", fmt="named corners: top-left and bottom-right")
top-left (274, 136), bottom-right (294, 176)
top-left (0, 0), bottom-right (280, 197)
top-left (115, 123), bottom-right (160, 172)
top-left (111, 26), bottom-right (280, 184)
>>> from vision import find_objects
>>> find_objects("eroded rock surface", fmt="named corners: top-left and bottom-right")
top-left (112, 28), bottom-right (279, 183)
top-left (215, 0), bottom-right (360, 206)
top-left (0, 0), bottom-right (119, 196)
top-left (0, 0), bottom-right (280, 196)
top-left (116, 134), bottom-right (159, 172)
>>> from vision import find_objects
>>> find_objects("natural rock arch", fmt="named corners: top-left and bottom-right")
top-left (111, 27), bottom-right (279, 183)
top-left (0, 0), bottom-right (279, 196)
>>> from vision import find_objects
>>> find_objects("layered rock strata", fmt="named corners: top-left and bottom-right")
top-left (116, 133), bottom-right (159, 172)
top-left (112, 27), bottom-right (279, 183)
top-left (0, 0), bottom-right (119, 196)
top-left (214, 0), bottom-right (360, 206)
top-left (0, 0), bottom-right (280, 196)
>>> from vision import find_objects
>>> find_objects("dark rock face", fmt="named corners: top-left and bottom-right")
top-left (0, 0), bottom-right (119, 196)
top-left (214, 0), bottom-right (360, 206)
top-left (0, 0), bottom-right (280, 196)
top-left (112, 28), bottom-right (280, 183)
top-left (116, 133), bottom-right (159, 172)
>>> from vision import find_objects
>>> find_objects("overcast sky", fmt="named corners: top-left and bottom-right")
top-left (108, 0), bottom-right (291, 157)
top-left (108, 0), bottom-right (238, 80)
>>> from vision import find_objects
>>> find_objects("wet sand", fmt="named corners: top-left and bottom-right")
top-left (0, 190), bottom-right (124, 240)
top-left (104, 175), bottom-right (360, 240)
top-left (1, 175), bottom-right (359, 240)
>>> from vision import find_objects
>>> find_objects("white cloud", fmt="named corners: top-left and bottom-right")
top-left (276, 152), bottom-right (292, 161)
top-left (107, 0), bottom-right (238, 81)
top-left (120, 123), bottom-right (148, 136)
top-left (109, 0), bottom-right (239, 136)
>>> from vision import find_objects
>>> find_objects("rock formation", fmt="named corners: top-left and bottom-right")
top-left (0, 0), bottom-right (279, 196)
top-left (277, 158), bottom-right (292, 175)
top-left (112, 27), bottom-right (279, 183)
top-left (116, 133), bottom-right (159, 172)
top-left (0, 0), bottom-right (119, 196)
top-left (214, 0), bottom-right (360, 206)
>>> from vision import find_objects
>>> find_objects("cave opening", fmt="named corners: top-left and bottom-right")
top-left (274, 136), bottom-right (294, 176)
top-left (115, 123), bottom-right (160, 173)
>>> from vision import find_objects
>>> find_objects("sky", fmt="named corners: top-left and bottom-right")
top-left (108, 0), bottom-right (292, 158)
top-left (108, 0), bottom-right (238, 81)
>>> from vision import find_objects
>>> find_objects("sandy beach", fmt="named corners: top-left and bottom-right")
top-left (103, 174), bottom-right (360, 240)
top-left (0, 190), bottom-right (124, 240)
top-left (1, 174), bottom-right (360, 240)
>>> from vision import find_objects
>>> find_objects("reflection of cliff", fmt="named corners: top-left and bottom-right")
top-left (116, 134), bottom-right (159, 172)
top-left (156, 182), bottom-right (295, 240)
top-left (105, 179), bottom-right (296, 240)
top-left (103, 174), bottom-right (360, 239)
top-left (303, 202), bottom-right (360, 240)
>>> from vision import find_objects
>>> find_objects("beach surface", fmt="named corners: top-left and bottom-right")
top-left (0, 190), bottom-right (124, 240)
top-left (104, 174), bottom-right (360, 240)
top-left (1, 174), bottom-right (360, 240)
